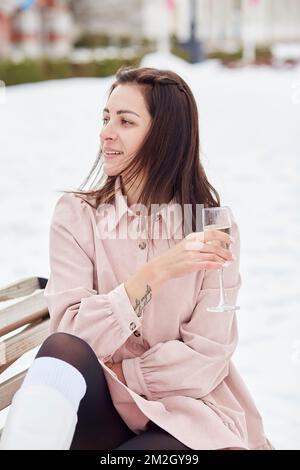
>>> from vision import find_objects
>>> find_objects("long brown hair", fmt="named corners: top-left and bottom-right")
top-left (61, 66), bottom-right (220, 236)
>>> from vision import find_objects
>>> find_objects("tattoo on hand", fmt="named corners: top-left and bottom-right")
top-left (133, 284), bottom-right (152, 316)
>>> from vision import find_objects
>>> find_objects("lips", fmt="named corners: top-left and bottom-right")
top-left (103, 151), bottom-right (123, 162)
top-left (103, 148), bottom-right (123, 158)
top-left (103, 148), bottom-right (123, 153)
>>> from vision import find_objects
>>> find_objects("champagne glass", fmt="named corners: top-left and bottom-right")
top-left (202, 207), bottom-right (240, 313)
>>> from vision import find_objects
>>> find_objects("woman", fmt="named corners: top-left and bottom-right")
top-left (0, 66), bottom-right (273, 450)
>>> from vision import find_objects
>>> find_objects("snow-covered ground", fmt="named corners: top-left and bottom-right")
top-left (0, 52), bottom-right (299, 449)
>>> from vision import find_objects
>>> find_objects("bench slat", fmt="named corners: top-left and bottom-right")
top-left (0, 290), bottom-right (49, 337)
top-left (0, 277), bottom-right (47, 302)
top-left (0, 370), bottom-right (28, 412)
top-left (0, 318), bottom-right (50, 366)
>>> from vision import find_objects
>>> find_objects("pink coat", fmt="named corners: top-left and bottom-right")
top-left (44, 176), bottom-right (273, 450)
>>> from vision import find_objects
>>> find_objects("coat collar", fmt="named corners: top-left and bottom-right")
top-left (101, 176), bottom-right (184, 238)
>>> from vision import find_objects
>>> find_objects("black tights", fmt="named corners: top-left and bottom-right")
top-left (35, 332), bottom-right (190, 450)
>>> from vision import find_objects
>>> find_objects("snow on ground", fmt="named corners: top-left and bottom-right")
top-left (0, 52), bottom-right (299, 449)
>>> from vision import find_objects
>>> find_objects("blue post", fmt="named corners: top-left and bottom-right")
top-left (180, 0), bottom-right (205, 63)
top-left (20, 0), bottom-right (35, 11)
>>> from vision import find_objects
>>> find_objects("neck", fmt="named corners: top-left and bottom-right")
top-left (120, 175), bottom-right (174, 214)
top-left (121, 174), bottom-right (145, 207)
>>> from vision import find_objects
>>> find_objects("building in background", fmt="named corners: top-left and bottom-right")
top-left (145, 0), bottom-right (300, 54)
top-left (0, 0), bottom-right (300, 60)
top-left (0, 0), bottom-right (73, 59)
top-left (70, 0), bottom-right (144, 40)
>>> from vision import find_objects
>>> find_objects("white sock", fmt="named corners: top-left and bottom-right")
top-left (21, 357), bottom-right (87, 412)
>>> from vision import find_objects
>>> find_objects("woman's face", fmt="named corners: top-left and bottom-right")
top-left (100, 84), bottom-right (152, 176)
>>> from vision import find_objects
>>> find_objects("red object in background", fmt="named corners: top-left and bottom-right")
top-left (166, 0), bottom-right (175, 11)
top-left (0, 12), bottom-right (10, 36)
top-left (37, 0), bottom-right (61, 6)
top-left (249, 0), bottom-right (260, 5)
top-left (0, 11), bottom-right (11, 57)
top-left (41, 0), bottom-right (57, 6)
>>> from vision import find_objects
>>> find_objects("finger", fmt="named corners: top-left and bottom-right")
top-left (185, 241), bottom-right (205, 250)
top-left (203, 229), bottom-right (233, 246)
top-left (186, 230), bottom-right (234, 246)
top-left (201, 244), bottom-right (234, 261)
top-left (185, 232), bottom-right (205, 242)
top-left (193, 252), bottom-right (228, 264)
top-left (185, 241), bottom-right (233, 262)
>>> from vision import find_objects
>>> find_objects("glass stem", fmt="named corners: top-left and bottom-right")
top-left (218, 268), bottom-right (226, 306)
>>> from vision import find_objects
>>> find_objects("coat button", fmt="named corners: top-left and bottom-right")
top-left (129, 321), bottom-right (136, 331)
top-left (133, 330), bottom-right (141, 337)
top-left (138, 241), bottom-right (147, 250)
top-left (156, 214), bottom-right (162, 221)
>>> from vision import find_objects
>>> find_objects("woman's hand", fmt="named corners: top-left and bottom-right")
top-left (148, 230), bottom-right (235, 282)
top-left (105, 361), bottom-right (127, 385)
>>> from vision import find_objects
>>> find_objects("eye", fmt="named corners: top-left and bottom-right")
top-left (121, 119), bottom-right (132, 125)
top-left (101, 117), bottom-right (133, 126)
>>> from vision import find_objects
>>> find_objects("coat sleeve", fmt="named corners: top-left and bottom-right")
top-left (43, 193), bottom-right (141, 363)
top-left (122, 209), bottom-right (242, 400)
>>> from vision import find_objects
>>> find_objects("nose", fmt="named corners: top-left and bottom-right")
top-left (100, 121), bottom-right (118, 141)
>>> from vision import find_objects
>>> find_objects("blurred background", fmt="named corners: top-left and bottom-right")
top-left (0, 0), bottom-right (299, 450)
top-left (1, 0), bottom-right (300, 81)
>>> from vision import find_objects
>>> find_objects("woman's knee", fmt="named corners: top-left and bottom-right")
top-left (37, 332), bottom-right (91, 356)
top-left (36, 332), bottom-right (100, 378)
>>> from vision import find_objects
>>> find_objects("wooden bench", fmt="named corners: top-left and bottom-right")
top-left (0, 276), bottom-right (50, 434)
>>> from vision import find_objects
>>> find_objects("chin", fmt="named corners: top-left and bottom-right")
top-left (103, 165), bottom-right (122, 177)
top-left (103, 157), bottom-right (129, 177)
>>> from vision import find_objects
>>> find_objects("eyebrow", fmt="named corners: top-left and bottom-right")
top-left (103, 107), bottom-right (140, 117)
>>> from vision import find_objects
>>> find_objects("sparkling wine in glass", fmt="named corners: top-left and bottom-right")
top-left (202, 207), bottom-right (240, 313)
